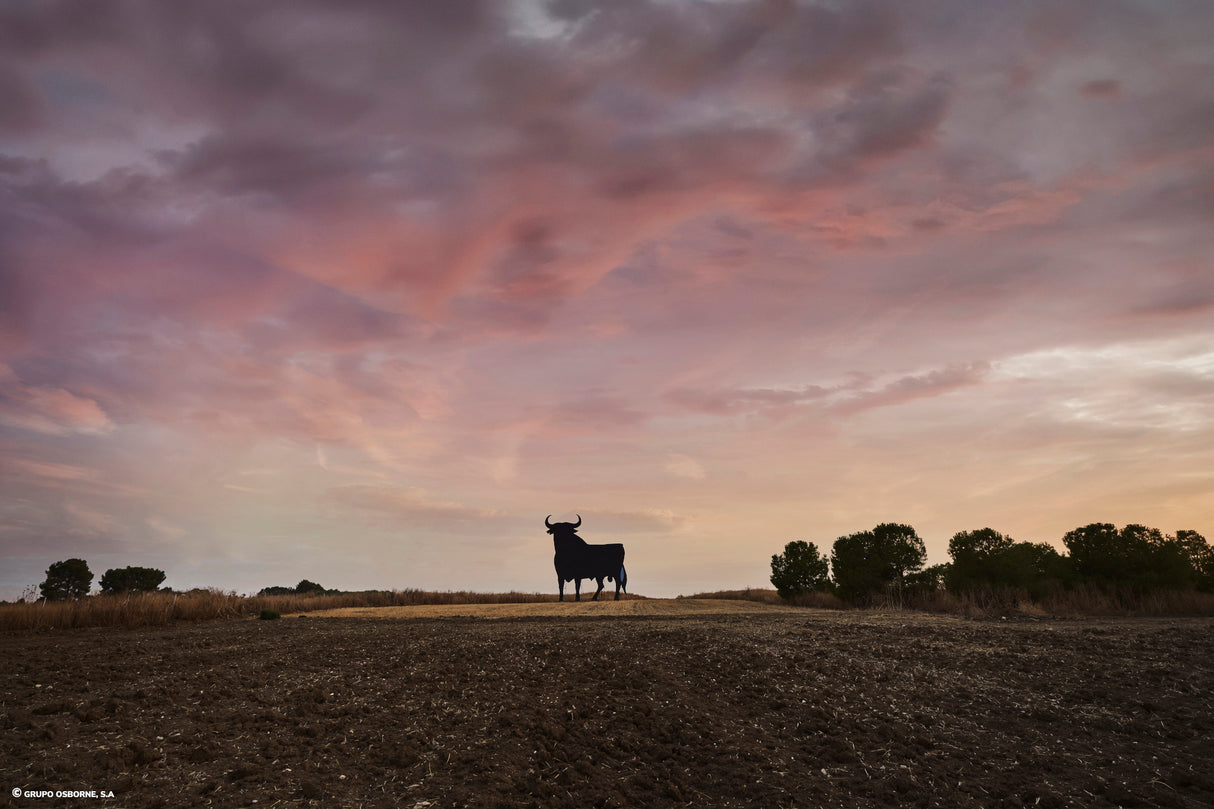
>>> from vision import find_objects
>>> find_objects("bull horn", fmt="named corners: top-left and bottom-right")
top-left (545, 515), bottom-right (554, 529)
top-left (573, 514), bottom-right (581, 528)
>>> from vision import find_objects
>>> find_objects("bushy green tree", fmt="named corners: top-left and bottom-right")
top-left (1063, 523), bottom-right (1208, 591)
top-left (946, 528), bottom-right (1015, 591)
top-left (946, 529), bottom-right (1068, 596)
top-left (1001, 541), bottom-right (1069, 596)
top-left (770, 540), bottom-right (830, 599)
top-left (1139, 528), bottom-right (1214, 592)
top-left (99, 566), bottom-right (166, 594)
top-left (830, 523), bottom-right (926, 605)
top-left (39, 558), bottom-right (93, 601)
top-left (1134, 527), bottom-right (1195, 591)
top-left (1174, 530), bottom-right (1214, 593)
top-left (1063, 523), bottom-right (1144, 583)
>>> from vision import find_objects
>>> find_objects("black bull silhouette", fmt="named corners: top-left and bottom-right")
top-left (546, 515), bottom-right (628, 601)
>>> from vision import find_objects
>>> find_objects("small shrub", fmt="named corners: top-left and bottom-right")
top-left (258, 609), bottom-right (281, 621)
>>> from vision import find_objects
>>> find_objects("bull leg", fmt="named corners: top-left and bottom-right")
top-left (558, 575), bottom-right (564, 602)
top-left (614, 577), bottom-right (621, 601)
top-left (574, 578), bottom-right (581, 601)
top-left (592, 577), bottom-right (604, 600)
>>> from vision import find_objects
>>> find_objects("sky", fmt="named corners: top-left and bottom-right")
top-left (2, 0), bottom-right (1213, 599)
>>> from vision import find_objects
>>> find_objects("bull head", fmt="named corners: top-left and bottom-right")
top-left (545, 514), bottom-right (581, 533)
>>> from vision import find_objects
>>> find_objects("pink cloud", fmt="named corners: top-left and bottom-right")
top-left (4, 457), bottom-right (98, 483)
top-left (832, 363), bottom-right (991, 416)
top-left (0, 366), bottom-right (113, 436)
top-left (666, 363), bottom-right (990, 422)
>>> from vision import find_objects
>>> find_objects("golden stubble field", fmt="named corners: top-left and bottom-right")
top-left (3, 600), bottom-right (1212, 808)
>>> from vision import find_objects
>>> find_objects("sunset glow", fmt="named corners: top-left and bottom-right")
top-left (2, 1), bottom-right (1213, 597)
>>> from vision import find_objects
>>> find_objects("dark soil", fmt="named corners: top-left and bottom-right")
top-left (2, 609), bottom-right (1212, 808)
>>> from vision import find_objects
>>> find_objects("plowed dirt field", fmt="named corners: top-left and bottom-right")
top-left (296, 596), bottom-right (805, 620)
top-left (3, 601), bottom-right (1212, 808)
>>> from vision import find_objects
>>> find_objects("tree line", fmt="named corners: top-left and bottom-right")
top-left (256, 580), bottom-right (330, 596)
top-left (35, 560), bottom-right (167, 601)
top-left (29, 558), bottom-right (336, 602)
top-left (770, 522), bottom-right (1214, 605)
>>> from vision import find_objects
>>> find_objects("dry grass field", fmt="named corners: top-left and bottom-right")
top-left (3, 600), bottom-right (1212, 808)
top-left (0, 589), bottom-right (575, 632)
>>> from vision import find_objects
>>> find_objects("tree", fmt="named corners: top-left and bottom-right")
top-left (830, 523), bottom-right (926, 605)
top-left (1001, 541), bottom-right (1069, 597)
top-left (1131, 528), bottom-right (1214, 592)
top-left (1174, 530), bottom-right (1214, 593)
top-left (1062, 523), bottom-right (1132, 582)
top-left (99, 566), bottom-right (166, 594)
top-left (946, 529), bottom-right (1068, 595)
top-left (39, 558), bottom-right (93, 601)
top-left (258, 580), bottom-right (329, 597)
top-left (1063, 523), bottom-right (1205, 591)
top-left (770, 541), bottom-right (830, 599)
top-left (945, 528), bottom-right (1015, 591)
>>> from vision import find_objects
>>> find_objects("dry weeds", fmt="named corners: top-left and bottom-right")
top-left (0, 589), bottom-right (611, 632)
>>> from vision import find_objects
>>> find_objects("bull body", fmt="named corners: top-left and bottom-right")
top-left (546, 515), bottom-right (627, 601)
